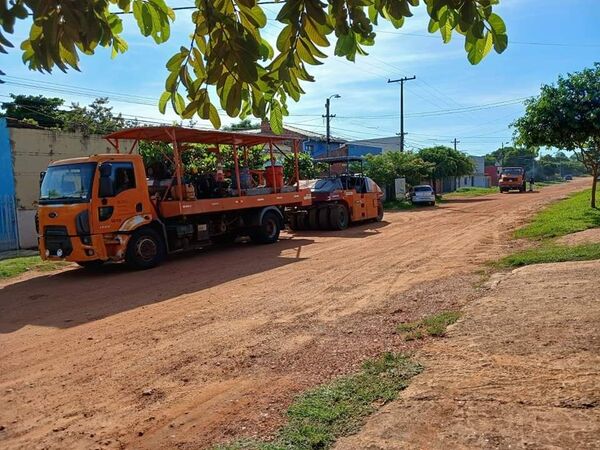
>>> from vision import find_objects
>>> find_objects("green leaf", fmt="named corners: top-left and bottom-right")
top-left (173, 92), bottom-right (185, 114)
top-left (270, 100), bottom-right (283, 134)
top-left (166, 51), bottom-right (186, 71)
top-left (493, 33), bottom-right (508, 53)
top-left (158, 91), bottom-right (170, 114)
top-left (468, 31), bottom-right (493, 64)
top-left (488, 13), bottom-right (506, 35)
top-left (208, 103), bottom-right (221, 129)
top-left (427, 18), bottom-right (439, 33)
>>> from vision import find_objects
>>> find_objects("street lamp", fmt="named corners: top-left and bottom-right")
top-left (324, 94), bottom-right (341, 156)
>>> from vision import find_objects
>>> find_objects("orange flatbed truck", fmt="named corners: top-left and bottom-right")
top-left (37, 126), bottom-right (311, 269)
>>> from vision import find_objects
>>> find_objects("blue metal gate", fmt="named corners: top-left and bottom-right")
top-left (0, 195), bottom-right (18, 252)
top-left (0, 118), bottom-right (19, 252)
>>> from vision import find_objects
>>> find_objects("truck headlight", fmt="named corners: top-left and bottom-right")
top-left (56, 249), bottom-right (63, 257)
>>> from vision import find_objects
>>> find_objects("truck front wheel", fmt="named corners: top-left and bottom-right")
top-left (250, 211), bottom-right (281, 244)
top-left (126, 228), bottom-right (166, 270)
top-left (329, 205), bottom-right (349, 230)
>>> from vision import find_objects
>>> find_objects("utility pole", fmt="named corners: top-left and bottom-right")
top-left (452, 138), bottom-right (460, 151)
top-left (388, 75), bottom-right (416, 152)
top-left (323, 94), bottom-right (341, 157)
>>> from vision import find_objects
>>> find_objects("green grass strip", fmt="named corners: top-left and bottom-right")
top-left (397, 311), bottom-right (461, 341)
top-left (515, 189), bottom-right (600, 240)
top-left (496, 243), bottom-right (600, 268)
top-left (383, 199), bottom-right (415, 210)
top-left (443, 187), bottom-right (499, 198)
top-left (216, 353), bottom-right (422, 450)
top-left (0, 256), bottom-right (69, 279)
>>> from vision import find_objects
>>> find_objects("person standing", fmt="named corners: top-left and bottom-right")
top-left (529, 176), bottom-right (535, 192)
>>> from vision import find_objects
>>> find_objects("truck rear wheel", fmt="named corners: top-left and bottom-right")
top-left (308, 208), bottom-right (319, 229)
top-left (329, 205), bottom-right (349, 230)
top-left (318, 206), bottom-right (330, 230)
top-left (126, 228), bottom-right (166, 270)
top-left (376, 200), bottom-right (384, 221)
top-left (250, 211), bottom-right (281, 244)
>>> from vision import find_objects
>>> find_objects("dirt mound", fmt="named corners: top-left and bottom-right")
top-left (556, 227), bottom-right (600, 246)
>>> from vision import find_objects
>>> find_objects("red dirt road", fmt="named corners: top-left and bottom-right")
top-left (0, 179), bottom-right (589, 449)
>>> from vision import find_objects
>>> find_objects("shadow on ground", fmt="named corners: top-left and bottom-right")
top-left (0, 238), bottom-right (314, 333)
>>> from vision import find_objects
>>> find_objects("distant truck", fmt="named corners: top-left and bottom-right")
top-left (498, 167), bottom-right (527, 193)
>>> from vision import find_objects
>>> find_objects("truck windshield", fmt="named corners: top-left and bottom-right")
top-left (40, 163), bottom-right (96, 204)
top-left (312, 178), bottom-right (343, 192)
top-left (502, 168), bottom-right (523, 175)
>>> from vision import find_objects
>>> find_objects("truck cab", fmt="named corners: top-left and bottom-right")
top-left (498, 167), bottom-right (527, 193)
top-left (38, 154), bottom-right (157, 268)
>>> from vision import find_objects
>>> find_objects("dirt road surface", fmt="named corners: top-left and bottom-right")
top-left (0, 178), bottom-right (590, 449)
top-left (336, 260), bottom-right (600, 450)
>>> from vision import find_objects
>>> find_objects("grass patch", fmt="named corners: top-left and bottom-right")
top-left (0, 256), bottom-right (69, 279)
top-left (443, 187), bottom-right (498, 198)
top-left (216, 353), bottom-right (422, 450)
top-left (397, 311), bottom-right (461, 341)
top-left (515, 189), bottom-right (600, 240)
top-left (496, 243), bottom-right (600, 268)
top-left (383, 199), bottom-right (414, 210)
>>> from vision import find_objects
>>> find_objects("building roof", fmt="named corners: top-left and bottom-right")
top-left (250, 120), bottom-right (346, 143)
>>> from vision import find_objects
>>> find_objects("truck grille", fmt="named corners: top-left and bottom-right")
top-left (44, 226), bottom-right (73, 257)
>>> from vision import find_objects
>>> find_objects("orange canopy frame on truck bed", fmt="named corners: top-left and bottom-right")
top-left (103, 126), bottom-right (302, 211)
top-left (104, 126), bottom-right (293, 150)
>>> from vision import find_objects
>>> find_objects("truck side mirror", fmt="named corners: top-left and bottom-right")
top-left (39, 171), bottom-right (46, 187)
top-left (98, 163), bottom-right (114, 197)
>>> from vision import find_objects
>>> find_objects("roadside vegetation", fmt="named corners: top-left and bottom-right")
top-left (443, 187), bottom-right (498, 198)
top-left (497, 243), bottom-right (600, 268)
top-left (515, 189), bottom-right (600, 239)
top-left (496, 188), bottom-right (600, 268)
top-left (217, 353), bottom-right (422, 450)
top-left (383, 199), bottom-right (414, 210)
top-left (0, 256), bottom-right (69, 279)
top-left (397, 311), bottom-right (461, 341)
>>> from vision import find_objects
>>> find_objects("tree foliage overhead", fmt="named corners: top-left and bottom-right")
top-left (0, 0), bottom-right (508, 132)
top-left (513, 63), bottom-right (600, 207)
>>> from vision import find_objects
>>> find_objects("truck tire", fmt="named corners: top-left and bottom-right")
top-left (318, 206), bottom-right (330, 230)
top-left (329, 205), bottom-right (349, 230)
top-left (250, 211), bottom-right (281, 244)
top-left (376, 200), bottom-right (384, 221)
top-left (308, 208), bottom-right (319, 229)
top-left (288, 214), bottom-right (299, 231)
top-left (125, 228), bottom-right (166, 270)
top-left (295, 213), bottom-right (308, 230)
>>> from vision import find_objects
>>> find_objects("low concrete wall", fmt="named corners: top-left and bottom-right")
top-left (17, 210), bottom-right (37, 249)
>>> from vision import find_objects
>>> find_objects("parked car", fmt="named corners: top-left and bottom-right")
top-left (564, 174), bottom-right (573, 181)
top-left (408, 185), bottom-right (436, 206)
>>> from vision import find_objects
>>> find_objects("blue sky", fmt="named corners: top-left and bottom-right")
top-left (2, 0), bottom-right (599, 156)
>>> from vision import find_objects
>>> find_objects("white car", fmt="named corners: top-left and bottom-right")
top-left (408, 185), bottom-right (436, 206)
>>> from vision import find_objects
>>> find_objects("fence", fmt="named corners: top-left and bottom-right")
top-left (0, 195), bottom-right (19, 252)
